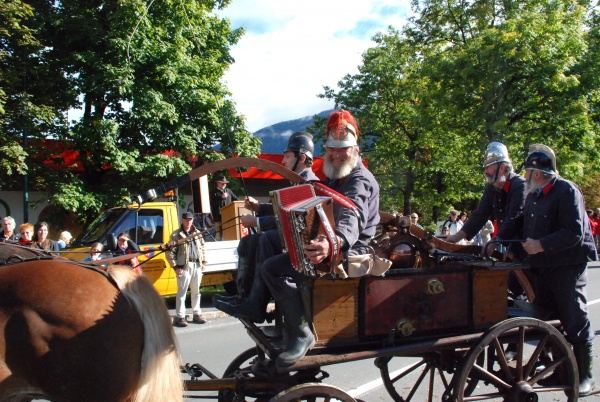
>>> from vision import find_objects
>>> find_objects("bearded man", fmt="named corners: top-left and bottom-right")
top-left (514, 144), bottom-right (597, 395)
top-left (446, 142), bottom-right (526, 245)
top-left (216, 109), bottom-right (380, 369)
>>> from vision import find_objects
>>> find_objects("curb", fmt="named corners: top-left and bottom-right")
top-left (171, 302), bottom-right (276, 324)
top-left (172, 310), bottom-right (230, 323)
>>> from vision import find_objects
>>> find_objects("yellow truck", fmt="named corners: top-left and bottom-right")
top-left (62, 201), bottom-right (240, 297)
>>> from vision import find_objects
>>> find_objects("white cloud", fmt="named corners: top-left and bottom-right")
top-left (218, 0), bottom-right (411, 132)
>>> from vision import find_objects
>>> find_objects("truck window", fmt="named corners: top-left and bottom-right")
top-left (75, 209), bottom-right (125, 246)
top-left (73, 209), bottom-right (164, 247)
top-left (112, 209), bottom-right (164, 246)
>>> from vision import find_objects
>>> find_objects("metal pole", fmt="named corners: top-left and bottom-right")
top-left (22, 50), bottom-right (29, 223)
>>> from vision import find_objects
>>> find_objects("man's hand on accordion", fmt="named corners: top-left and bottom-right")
top-left (304, 234), bottom-right (330, 264)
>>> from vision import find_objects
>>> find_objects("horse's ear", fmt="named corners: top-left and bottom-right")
top-left (107, 234), bottom-right (117, 251)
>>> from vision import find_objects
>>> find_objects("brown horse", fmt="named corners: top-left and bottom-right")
top-left (0, 243), bottom-right (183, 402)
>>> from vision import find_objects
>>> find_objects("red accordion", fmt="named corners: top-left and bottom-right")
top-left (271, 184), bottom-right (341, 277)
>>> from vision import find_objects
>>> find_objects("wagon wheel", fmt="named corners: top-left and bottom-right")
top-left (269, 382), bottom-right (356, 401)
top-left (218, 347), bottom-right (332, 402)
top-left (376, 350), bottom-right (482, 402)
top-left (218, 347), bottom-right (274, 402)
top-left (452, 317), bottom-right (578, 401)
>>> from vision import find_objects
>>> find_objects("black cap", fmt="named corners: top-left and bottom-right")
top-left (182, 211), bottom-right (194, 219)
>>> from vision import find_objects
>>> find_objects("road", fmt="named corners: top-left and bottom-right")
top-left (175, 261), bottom-right (600, 401)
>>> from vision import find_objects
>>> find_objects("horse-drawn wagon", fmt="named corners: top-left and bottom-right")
top-left (0, 158), bottom-right (587, 401)
top-left (180, 212), bottom-right (579, 402)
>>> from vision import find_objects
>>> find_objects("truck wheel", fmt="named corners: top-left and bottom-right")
top-left (223, 280), bottom-right (238, 296)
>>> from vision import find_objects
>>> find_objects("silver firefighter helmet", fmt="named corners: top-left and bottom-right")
top-left (483, 142), bottom-right (511, 168)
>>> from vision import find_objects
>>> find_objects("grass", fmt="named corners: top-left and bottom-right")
top-left (163, 284), bottom-right (228, 308)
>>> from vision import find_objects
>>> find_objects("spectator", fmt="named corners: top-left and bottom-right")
top-left (592, 208), bottom-right (600, 249)
top-left (166, 212), bottom-right (208, 327)
top-left (471, 231), bottom-right (483, 246)
top-left (480, 220), bottom-right (495, 246)
top-left (57, 231), bottom-right (72, 249)
top-left (439, 225), bottom-right (450, 237)
top-left (441, 210), bottom-right (464, 242)
top-left (587, 210), bottom-right (598, 245)
top-left (31, 222), bottom-right (59, 253)
top-left (459, 211), bottom-right (468, 224)
top-left (18, 223), bottom-right (34, 246)
top-left (509, 144), bottom-right (597, 395)
top-left (210, 176), bottom-right (239, 240)
top-left (84, 242), bottom-right (105, 263)
top-left (217, 109), bottom-right (381, 369)
top-left (0, 216), bottom-right (20, 243)
top-left (113, 232), bottom-right (142, 275)
top-left (409, 213), bottom-right (423, 229)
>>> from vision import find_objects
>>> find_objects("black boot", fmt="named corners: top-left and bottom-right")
top-left (213, 294), bottom-right (240, 305)
top-left (214, 265), bottom-right (269, 323)
top-left (276, 293), bottom-right (315, 369)
top-left (574, 341), bottom-right (595, 396)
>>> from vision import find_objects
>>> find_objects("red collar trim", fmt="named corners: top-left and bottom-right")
top-left (541, 181), bottom-right (553, 195)
top-left (502, 180), bottom-right (511, 193)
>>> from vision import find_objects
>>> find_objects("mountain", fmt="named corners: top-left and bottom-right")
top-left (253, 109), bottom-right (332, 155)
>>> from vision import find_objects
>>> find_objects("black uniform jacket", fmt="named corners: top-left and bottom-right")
top-left (462, 172), bottom-right (526, 241)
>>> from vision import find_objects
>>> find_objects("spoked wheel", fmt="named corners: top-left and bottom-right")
top-left (218, 346), bottom-right (333, 402)
top-left (218, 346), bottom-right (274, 402)
top-left (452, 317), bottom-right (578, 401)
top-left (377, 350), bottom-right (481, 402)
top-left (269, 383), bottom-right (356, 401)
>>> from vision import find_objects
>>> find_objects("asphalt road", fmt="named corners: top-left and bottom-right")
top-left (174, 261), bottom-right (600, 401)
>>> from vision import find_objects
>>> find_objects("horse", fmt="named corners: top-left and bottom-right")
top-left (0, 243), bottom-right (183, 402)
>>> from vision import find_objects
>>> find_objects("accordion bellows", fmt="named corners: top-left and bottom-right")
top-left (271, 184), bottom-right (339, 277)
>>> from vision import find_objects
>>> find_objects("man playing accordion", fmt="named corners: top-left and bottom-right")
top-left (216, 109), bottom-right (380, 370)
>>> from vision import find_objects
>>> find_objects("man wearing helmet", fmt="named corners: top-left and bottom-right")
top-left (240, 131), bottom-right (320, 232)
top-left (446, 142), bottom-right (526, 246)
top-left (215, 133), bottom-right (319, 302)
top-left (514, 144), bottom-right (597, 395)
top-left (217, 110), bottom-right (380, 369)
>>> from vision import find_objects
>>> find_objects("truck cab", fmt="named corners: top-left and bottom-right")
top-left (62, 202), bottom-right (240, 297)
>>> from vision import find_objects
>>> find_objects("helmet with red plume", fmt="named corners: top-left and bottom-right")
top-left (325, 110), bottom-right (360, 148)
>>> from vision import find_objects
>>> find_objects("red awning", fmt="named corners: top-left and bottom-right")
top-left (228, 153), bottom-right (327, 181)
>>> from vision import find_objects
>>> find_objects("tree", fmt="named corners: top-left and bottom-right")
top-left (321, 0), bottom-right (600, 224)
top-left (1, 0), bottom-right (260, 225)
top-left (0, 0), bottom-right (57, 177)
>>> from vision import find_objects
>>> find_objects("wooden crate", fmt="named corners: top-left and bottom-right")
top-left (472, 268), bottom-right (508, 328)
top-left (312, 278), bottom-right (360, 344)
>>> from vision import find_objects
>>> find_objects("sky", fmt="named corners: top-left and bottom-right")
top-left (217, 0), bottom-right (413, 133)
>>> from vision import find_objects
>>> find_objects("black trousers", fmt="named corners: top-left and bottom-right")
top-left (237, 229), bottom-right (285, 296)
top-left (532, 263), bottom-right (594, 344)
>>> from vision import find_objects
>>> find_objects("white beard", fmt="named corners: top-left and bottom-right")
top-left (492, 173), bottom-right (507, 187)
top-left (324, 149), bottom-right (359, 179)
top-left (524, 176), bottom-right (542, 194)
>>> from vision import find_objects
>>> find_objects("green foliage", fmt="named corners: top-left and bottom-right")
top-left (321, 0), bottom-right (600, 223)
top-left (1, 0), bottom-right (259, 224)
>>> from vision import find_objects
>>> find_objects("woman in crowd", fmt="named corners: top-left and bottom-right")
top-left (31, 221), bottom-right (59, 253)
top-left (18, 223), bottom-right (34, 246)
